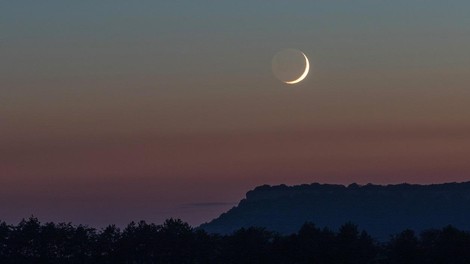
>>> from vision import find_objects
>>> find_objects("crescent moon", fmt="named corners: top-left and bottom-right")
top-left (284, 52), bottom-right (310, 84)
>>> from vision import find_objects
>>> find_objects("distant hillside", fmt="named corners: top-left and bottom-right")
top-left (200, 182), bottom-right (470, 239)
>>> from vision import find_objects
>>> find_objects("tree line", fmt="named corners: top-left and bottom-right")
top-left (1, 217), bottom-right (470, 263)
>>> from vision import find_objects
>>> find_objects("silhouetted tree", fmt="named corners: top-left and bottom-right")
top-left (290, 222), bottom-right (335, 263)
top-left (95, 225), bottom-right (121, 263)
top-left (157, 218), bottom-right (196, 264)
top-left (436, 225), bottom-right (470, 263)
top-left (0, 221), bottom-right (10, 262)
top-left (37, 222), bottom-right (75, 263)
top-left (335, 222), bottom-right (377, 264)
top-left (387, 229), bottom-right (420, 264)
top-left (420, 226), bottom-right (470, 264)
top-left (8, 217), bottom-right (42, 262)
top-left (222, 227), bottom-right (274, 264)
top-left (117, 220), bottom-right (160, 263)
top-left (1, 217), bottom-right (470, 263)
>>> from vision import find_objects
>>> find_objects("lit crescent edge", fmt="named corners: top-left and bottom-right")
top-left (284, 52), bottom-right (310, 84)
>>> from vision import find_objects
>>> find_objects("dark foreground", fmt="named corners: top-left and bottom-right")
top-left (1, 217), bottom-right (470, 264)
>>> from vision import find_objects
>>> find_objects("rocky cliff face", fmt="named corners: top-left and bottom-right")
top-left (200, 182), bottom-right (470, 240)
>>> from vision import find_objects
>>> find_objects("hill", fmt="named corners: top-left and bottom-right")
top-left (200, 182), bottom-right (470, 239)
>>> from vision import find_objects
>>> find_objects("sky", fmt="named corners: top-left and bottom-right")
top-left (2, 1), bottom-right (470, 227)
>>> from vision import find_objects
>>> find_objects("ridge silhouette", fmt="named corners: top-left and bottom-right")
top-left (200, 181), bottom-right (470, 240)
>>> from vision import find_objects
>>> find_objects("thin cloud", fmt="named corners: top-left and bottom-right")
top-left (179, 202), bottom-right (236, 209)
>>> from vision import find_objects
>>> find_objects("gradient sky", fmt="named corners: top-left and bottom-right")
top-left (2, 1), bottom-right (470, 227)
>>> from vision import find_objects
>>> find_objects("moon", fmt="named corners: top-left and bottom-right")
top-left (271, 49), bottom-right (310, 85)
top-left (284, 53), bottom-right (309, 84)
